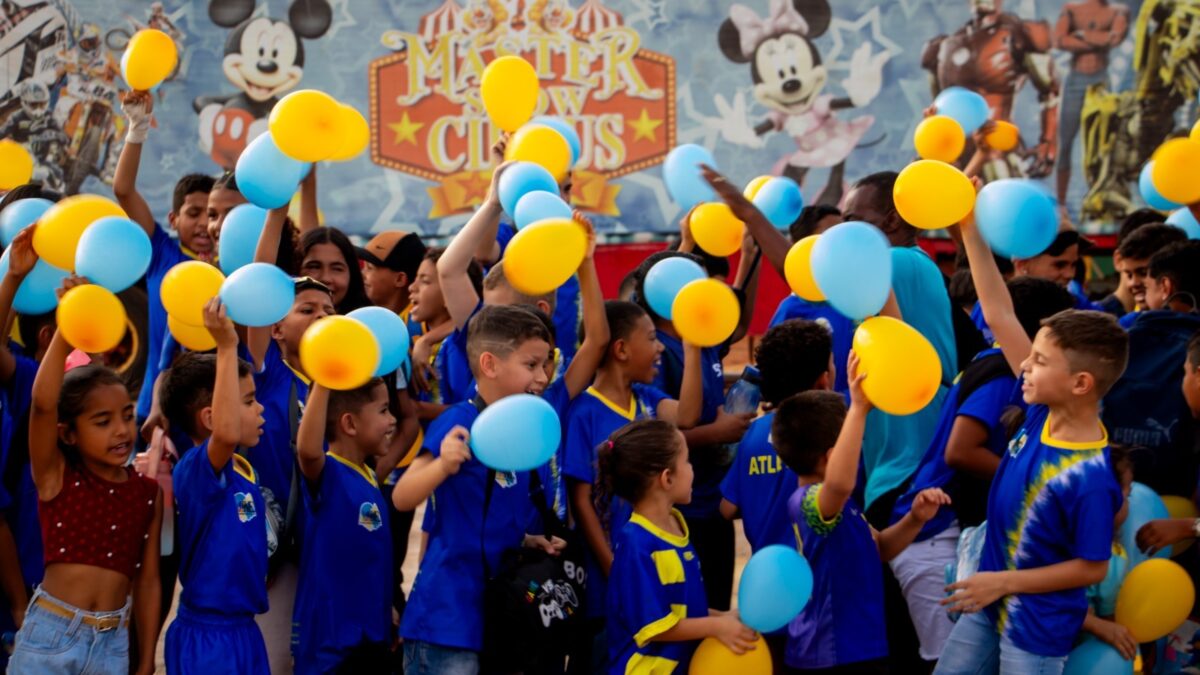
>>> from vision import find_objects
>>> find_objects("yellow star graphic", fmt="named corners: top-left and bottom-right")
top-left (628, 108), bottom-right (663, 142)
top-left (388, 112), bottom-right (425, 146)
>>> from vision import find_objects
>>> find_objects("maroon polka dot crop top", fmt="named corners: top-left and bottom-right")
top-left (40, 463), bottom-right (158, 579)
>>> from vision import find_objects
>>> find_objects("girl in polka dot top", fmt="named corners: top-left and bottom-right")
top-left (8, 274), bottom-right (163, 675)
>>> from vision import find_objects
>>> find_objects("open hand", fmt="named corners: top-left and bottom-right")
top-left (942, 571), bottom-right (1009, 614)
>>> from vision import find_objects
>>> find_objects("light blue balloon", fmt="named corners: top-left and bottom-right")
top-left (348, 306), bottom-right (411, 377)
top-left (1063, 640), bottom-right (1133, 675)
top-left (235, 133), bottom-right (309, 209)
top-left (1139, 163), bottom-right (1181, 211)
top-left (219, 262), bottom-right (295, 328)
top-left (514, 191), bottom-right (573, 230)
top-left (934, 86), bottom-right (991, 134)
top-left (0, 198), bottom-right (52, 246)
top-left (737, 545), bottom-right (813, 633)
top-left (74, 216), bottom-right (152, 293)
top-left (218, 204), bottom-right (269, 275)
top-left (753, 177), bottom-right (804, 228)
top-left (663, 144), bottom-right (717, 208)
top-left (0, 249), bottom-right (68, 315)
top-left (1166, 208), bottom-right (1200, 239)
top-left (532, 116), bottom-right (581, 166)
top-left (1120, 482), bottom-right (1170, 566)
top-left (498, 162), bottom-right (559, 216)
top-left (470, 394), bottom-right (561, 472)
top-left (975, 179), bottom-right (1059, 259)
top-left (643, 257), bottom-right (706, 320)
top-left (811, 221), bottom-right (892, 320)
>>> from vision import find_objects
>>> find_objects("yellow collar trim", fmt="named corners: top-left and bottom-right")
top-left (630, 509), bottom-right (690, 547)
top-left (231, 454), bottom-right (256, 484)
top-left (283, 358), bottom-right (312, 386)
top-left (586, 386), bottom-right (636, 421)
top-left (327, 451), bottom-right (378, 488)
top-left (1041, 413), bottom-right (1108, 450)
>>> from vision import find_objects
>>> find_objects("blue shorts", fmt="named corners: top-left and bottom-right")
top-left (165, 604), bottom-right (270, 675)
top-left (8, 587), bottom-right (131, 675)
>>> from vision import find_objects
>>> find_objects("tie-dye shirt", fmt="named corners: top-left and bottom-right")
top-left (978, 404), bottom-right (1121, 657)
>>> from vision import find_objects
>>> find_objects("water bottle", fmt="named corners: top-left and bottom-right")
top-left (720, 366), bottom-right (762, 464)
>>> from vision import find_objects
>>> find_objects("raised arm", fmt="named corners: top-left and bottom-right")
top-left (393, 426), bottom-right (471, 511)
top-left (374, 387), bottom-right (420, 485)
top-left (655, 343), bottom-right (703, 429)
top-left (438, 165), bottom-right (512, 329)
top-left (816, 353), bottom-right (871, 520)
top-left (30, 296), bottom-right (76, 500)
top-left (0, 226), bottom-right (39, 383)
top-left (876, 487), bottom-right (951, 562)
top-left (959, 197), bottom-right (1030, 375)
top-left (729, 235), bottom-right (761, 345)
top-left (701, 165), bottom-right (792, 278)
top-left (247, 205), bottom-right (290, 368)
top-left (297, 165), bottom-right (319, 234)
top-left (111, 91), bottom-right (156, 236)
top-left (295, 384), bottom-right (328, 482)
top-left (203, 299), bottom-right (242, 472)
top-left (562, 213), bottom-right (608, 398)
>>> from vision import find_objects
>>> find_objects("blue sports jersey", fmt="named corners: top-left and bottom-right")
top-left (251, 341), bottom-right (308, 513)
top-left (173, 442), bottom-right (269, 616)
top-left (653, 331), bottom-right (727, 520)
top-left (562, 384), bottom-right (669, 618)
top-left (292, 453), bottom-right (393, 673)
top-left (890, 349), bottom-right (1023, 540)
top-left (606, 510), bottom-right (709, 675)
top-left (0, 355), bottom-right (38, 583)
top-left (719, 413), bottom-right (797, 551)
top-left (979, 404), bottom-right (1121, 657)
top-left (400, 401), bottom-right (536, 651)
top-left (137, 224), bottom-right (200, 421)
top-left (539, 376), bottom-right (572, 522)
top-left (787, 484), bottom-right (887, 669)
top-left (769, 296), bottom-right (853, 396)
top-left (975, 293), bottom-right (1100, 345)
top-left (435, 306), bottom-right (478, 405)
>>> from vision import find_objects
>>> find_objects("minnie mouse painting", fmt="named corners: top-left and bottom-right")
top-left (194, 0), bottom-right (332, 169)
top-left (718, 0), bottom-right (889, 205)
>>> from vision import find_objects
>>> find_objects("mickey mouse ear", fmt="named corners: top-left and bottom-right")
top-left (289, 0), bottom-right (333, 39)
top-left (209, 0), bottom-right (256, 28)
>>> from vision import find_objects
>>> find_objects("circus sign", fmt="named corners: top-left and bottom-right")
top-left (369, 0), bottom-right (675, 219)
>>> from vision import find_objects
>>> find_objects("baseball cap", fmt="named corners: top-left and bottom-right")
top-left (356, 231), bottom-right (427, 279)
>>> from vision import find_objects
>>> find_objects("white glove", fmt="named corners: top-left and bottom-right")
top-left (710, 91), bottom-right (765, 148)
top-left (843, 44), bottom-right (890, 108)
top-left (123, 97), bottom-right (151, 144)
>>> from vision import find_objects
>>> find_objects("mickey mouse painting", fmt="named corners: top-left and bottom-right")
top-left (718, 0), bottom-right (888, 205)
top-left (195, 0), bottom-right (332, 169)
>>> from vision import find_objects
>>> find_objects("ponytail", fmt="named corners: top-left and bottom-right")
top-left (594, 420), bottom-right (682, 535)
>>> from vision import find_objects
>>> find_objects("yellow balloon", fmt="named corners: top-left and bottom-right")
top-left (268, 89), bottom-right (343, 162)
top-left (33, 195), bottom-right (126, 271)
top-left (913, 115), bottom-right (965, 163)
top-left (481, 56), bottom-right (539, 133)
top-left (299, 316), bottom-right (380, 390)
top-left (672, 278), bottom-right (740, 348)
top-left (57, 285), bottom-right (127, 354)
top-left (690, 202), bottom-right (744, 257)
top-left (161, 261), bottom-right (225, 327)
top-left (506, 124), bottom-right (572, 183)
top-left (0, 139), bottom-right (34, 190)
top-left (169, 315), bottom-right (216, 352)
top-left (893, 160), bottom-right (975, 230)
top-left (743, 175), bottom-right (772, 200)
top-left (1191, 120), bottom-right (1200, 143)
top-left (785, 235), bottom-right (825, 302)
top-left (1162, 496), bottom-right (1199, 557)
top-left (1151, 138), bottom-right (1200, 205)
top-left (853, 317), bottom-right (943, 415)
top-left (122, 29), bottom-right (177, 91)
top-left (689, 636), bottom-right (771, 675)
top-left (503, 218), bottom-right (586, 296)
top-left (986, 120), bottom-right (1020, 152)
top-left (328, 104), bottom-right (369, 162)
top-left (1115, 558), bottom-right (1195, 643)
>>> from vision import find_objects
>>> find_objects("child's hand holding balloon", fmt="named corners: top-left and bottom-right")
top-left (7, 225), bottom-right (39, 280)
top-left (201, 298), bottom-right (238, 350)
top-left (437, 426), bottom-right (472, 476)
top-left (711, 611), bottom-right (758, 655)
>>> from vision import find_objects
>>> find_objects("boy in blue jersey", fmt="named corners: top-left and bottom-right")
top-left (887, 277), bottom-right (1074, 664)
top-left (293, 379), bottom-right (396, 673)
top-left (164, 300), bottom-right (269, 675)
top-left (1111, 224), bottom-right (1187, 318)
top-left (773, 358), bottom-right (950, 672)
top-left (394, 305), bottom-right (566, 674)
top-left (936, 205), bottom-right (1130, 674)
top-left (408, 248), bottom-right (477, 420)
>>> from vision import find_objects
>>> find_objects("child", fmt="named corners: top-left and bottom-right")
top-left (1081, 446), bottom-right (1137, 661)
top-left (599, 419), bottom-right (758, 674)
top-left (357, 230), bottom-right (428, 327)
top-left (1112, 224), bottom-right (1187, 316)
top-left (298, 227), bottom-right (373, 314)
top-left (408, 247), bottom-right (472, 418)
top-left (886, 277), bottom-right (1074, 663)
top-left (772, 356), bottom-right (950, 672)
top-left (394, 305), bottom-right (564, 673)
top-left (9, 274), bottom-right (163, 674)
top-left (164, 300), bottom-right (269, 674)
top-left (936, 203), bottom-right (1129, 674)
top-left (292, 380), bottom-right (395, 672)
top-left (1140, 240), bottom-right (1200, 314)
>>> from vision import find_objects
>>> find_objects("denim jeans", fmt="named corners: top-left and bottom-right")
top-left (8, 586), bottom-right (132, 675)
top-left (403, 640), bottom-right (480, 675)
top-left (934, 610), bottom-right (1067, 675)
